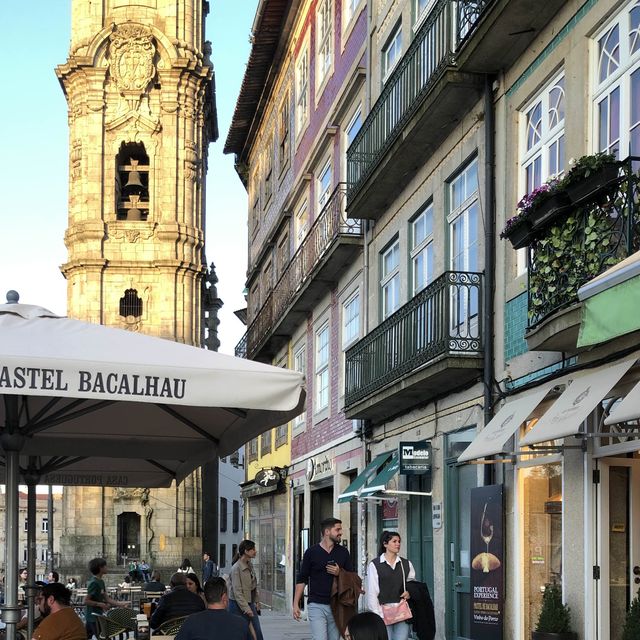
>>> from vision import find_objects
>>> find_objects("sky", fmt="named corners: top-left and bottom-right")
top-left (0, 1), bottom-right (258, 355)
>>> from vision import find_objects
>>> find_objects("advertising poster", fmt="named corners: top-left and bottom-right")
top-left (470, 484), bottom-right (504, 640)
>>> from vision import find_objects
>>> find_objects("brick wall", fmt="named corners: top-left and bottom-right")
top-left (292, 286), bottom-right (354, 458)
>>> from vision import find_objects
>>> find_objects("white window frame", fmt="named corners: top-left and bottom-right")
top-left (382, 23), bottom-right (402, 83)
top-left (292, 342), bottom-right (307, 434)
top-left (279, 93), bottom-right (290, 172)
top-left (518, 72), bottom-right (566, 274)
top-left (318, 160), bottom-right (333, 211)
top-left (315, 322), bottom-right (330, 413)
top-left (345, 106), bottom-right (362, 149)
top-left (448, 159), bottom-right (479, 336)
top-left (593, 3), bottom-right (640, 157)
top-left (316, 0), bottom-right (333, 92)
top-left (342, 291), bottom-right (361, 349)
top-left (296, 41), bottom-right (310, 136)
top-left (410, 202), bottom-right (434, 296)
top-left (295, 199), bottom-right (309, 249)
top-left (42, 518), bottom-right (49, 533)
top-left (380, 239), bottom-right (401, 320)
top-left (414, 0), bottom-right (437, 30)
top-left (264, 138), bottom-right (273, 204)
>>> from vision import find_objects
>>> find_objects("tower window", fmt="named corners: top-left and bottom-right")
top-left (119, 289), bottom-right (143, 318)
top-left (116, 142), bottom-right (150, 220)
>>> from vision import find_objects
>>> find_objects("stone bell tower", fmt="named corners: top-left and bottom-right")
top-left (55, 0), bottom-right (217, 576)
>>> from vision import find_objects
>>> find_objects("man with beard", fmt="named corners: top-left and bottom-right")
top-left (32, 582), bottom-right (85, 640)
top-left (293, 517), bottom-right (354, 640)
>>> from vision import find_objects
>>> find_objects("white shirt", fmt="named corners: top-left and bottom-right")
top-left (366, 554), bottom-right (416, 618)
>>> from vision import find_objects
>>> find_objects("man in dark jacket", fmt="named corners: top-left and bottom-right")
top-left (150, 572), bottom-right (205, 630)
top-left (202, 551), bottom-right (219, 583)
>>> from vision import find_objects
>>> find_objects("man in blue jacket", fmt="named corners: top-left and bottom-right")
top-left (150, 572), bottom-right (205, 630)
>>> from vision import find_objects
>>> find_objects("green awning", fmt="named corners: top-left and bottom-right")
top-left (337, 452), bottom-right (393, 503)
top-left (577, 275), bottom-right (640, 347)
top-left (360, 453), bottom-right (400, 497)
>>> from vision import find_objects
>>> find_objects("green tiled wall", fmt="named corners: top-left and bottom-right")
top-left (504, 292), bottom-right (528, 361)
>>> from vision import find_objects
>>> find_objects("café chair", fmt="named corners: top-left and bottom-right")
top-left (154, 615), bottom-right (188, 635)
top-left (93, 613), bottom-right (130, 640)
top-left (106, 607), bottom-right (137, 630)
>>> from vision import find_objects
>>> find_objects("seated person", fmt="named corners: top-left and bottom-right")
top-left (175, 577), bottom-right (252, 640)
top-left (150, 572), bottom-right (205, 630)
top-left (143, 571), bottom-right (166, 594)
top-left (65, 577), bottom-right (78, 591)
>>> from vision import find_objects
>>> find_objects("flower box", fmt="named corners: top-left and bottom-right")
top-left (565, 162), bottom-right (620, 205)
top-left (504, 220), bottom-right (533, 250)
top-left (528, 191), bottom-right (571, 231)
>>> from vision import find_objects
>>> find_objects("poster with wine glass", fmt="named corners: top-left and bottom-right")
top-left (470, 484), bottom-right (504, 640)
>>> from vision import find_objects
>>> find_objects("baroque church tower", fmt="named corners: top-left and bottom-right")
top-left (55, 0), bottom-right (217, 574)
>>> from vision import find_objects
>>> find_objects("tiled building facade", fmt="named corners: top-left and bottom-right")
top-left (231, 0), bottom-right (640, 638)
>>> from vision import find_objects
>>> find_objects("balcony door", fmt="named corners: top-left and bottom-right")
top-left (596, 457), bottom-right (640, 640)
top-left (448, 159), bottom-right (479, 340)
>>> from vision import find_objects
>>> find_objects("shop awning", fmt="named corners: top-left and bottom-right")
top-left (577, 252), bottom-right (640, 347)
top-left (360, 453), bottom-right (400, 498)
top-left (457, 384), bottom-right (559, 462)
top-left (337, 452), bottom-right (393, 503)
top-left (520, 357), bottom-right (637, 446)
top-left (605, 377), bottom-right (640, 425)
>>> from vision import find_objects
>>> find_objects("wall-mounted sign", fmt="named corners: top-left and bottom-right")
top-left (399, 441), bottom-right (432, 475)
top-left (470, 484), bottom-right (504, 640)
top-left (255, 467), bottom-right (281, 488)
top-left (432, 502), bottom-right (442, 530)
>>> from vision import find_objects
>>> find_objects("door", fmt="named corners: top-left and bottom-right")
top-left (445, 429), bottom-right (479, 639)
top-left (408, 474), bottom-right (434, 596)
top-left (117, 512), bottom-right (140, 560)
top-left (597, 458), bottom-right (640, 640)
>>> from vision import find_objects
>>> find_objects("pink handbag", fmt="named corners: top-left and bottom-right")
top-left (381, 559), bottom-right (413, 625)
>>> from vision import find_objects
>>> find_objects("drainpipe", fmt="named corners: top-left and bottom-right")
top-left (483, 75), bottom-right (496, 487)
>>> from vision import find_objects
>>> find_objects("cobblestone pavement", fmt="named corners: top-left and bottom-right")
top-left (259, 609), bottom-right (312, 640)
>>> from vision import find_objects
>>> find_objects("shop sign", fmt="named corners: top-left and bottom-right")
top-left (398, 441), bottom-right (432, 475)
top-left (470, 484), bottom-right (504, 640)
top-left (255, 468), bottom-right (281, 488)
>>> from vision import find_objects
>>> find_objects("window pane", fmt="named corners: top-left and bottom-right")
top-left (599, 25), bottom-right (620, 83)
top-left (347, 110), bottom-right (362, 146)
top-left (526, 102), bottom-right (542, 150)
top-left (548, 79), bottom-right (565, 129)
top-left (632, 5), bottom-right (640, 55)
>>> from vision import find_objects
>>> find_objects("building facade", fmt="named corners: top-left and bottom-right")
top-left (232, 0), bottom-right (640, 638)
top-left (55, 0), bottom-right (223, 579)
top-left (225, 0), bottom-right (369, 611)
top-left (0, 491), bottom-right (62, 581)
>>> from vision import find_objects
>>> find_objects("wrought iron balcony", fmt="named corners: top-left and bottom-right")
top-left (347, 1), bottom-right (490, 212)
top-left (234, 332), bottom-right (248, 359)
top-left (344, 271), bottom-right (483, 419)
top-left (527, 157), bottom-right (640, 338)
top-left (346, 0), bottom-right (565, 220)
top-left (247, 184), bottom-right (362, 359)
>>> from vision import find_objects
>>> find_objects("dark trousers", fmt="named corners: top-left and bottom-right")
top-left (228, 599), bottom-right (264, 640)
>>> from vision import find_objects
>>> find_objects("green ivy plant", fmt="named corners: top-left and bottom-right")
top-left (528, 170), bottom-right (640, 321)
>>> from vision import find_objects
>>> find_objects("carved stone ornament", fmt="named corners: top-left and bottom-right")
top-left (109, 24), bottom-right (156, 100)
top-left (114, 487), bottom-right (147, 501)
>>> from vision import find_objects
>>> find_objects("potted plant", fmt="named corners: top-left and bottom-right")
top-left (501, 176), bottom-right (568, 249)
top-left (532, 583), bottom-right (576, 640)
top-left (562, 152), bottom-right (620, 204)
top-left (623, 592), bottom-right (640, 640)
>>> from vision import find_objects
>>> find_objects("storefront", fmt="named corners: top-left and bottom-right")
top-left (242, 469), bottom-right (288, 611)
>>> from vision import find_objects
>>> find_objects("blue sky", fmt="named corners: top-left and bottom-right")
top-left (0, 1), bottom-right (257, 355)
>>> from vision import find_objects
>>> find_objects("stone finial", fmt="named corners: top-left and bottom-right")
top-left (6, 290), bottom-right (19, 304)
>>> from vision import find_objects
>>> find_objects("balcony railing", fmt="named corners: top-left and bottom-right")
top-left (247, 183), bottom-right (361, 356)
top-left (345, 271), bottom-right (483, 407)
top-left (234, 332), bottom-right (248, 359)
top-left (346, 0), bottom-right (490, 203)
top-left (528, 156), bottom-right (640, 327)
